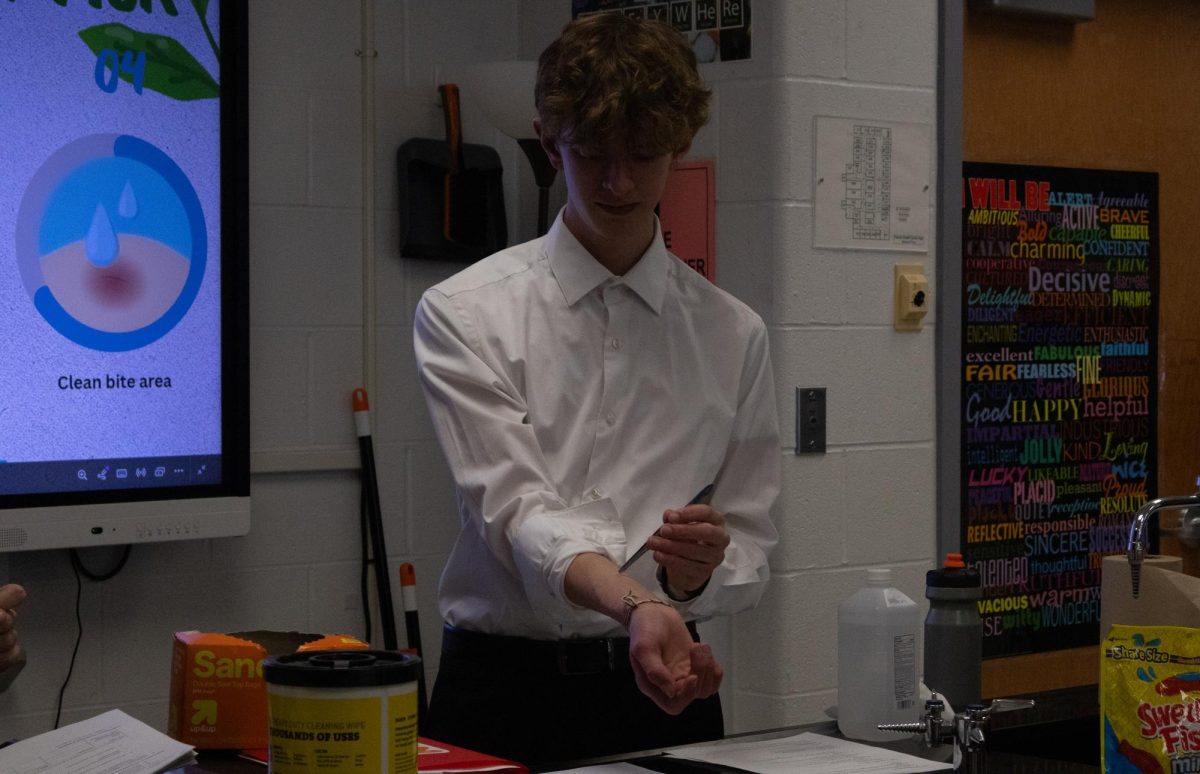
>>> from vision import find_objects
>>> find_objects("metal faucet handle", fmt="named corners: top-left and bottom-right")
top-left (1183, 483), bottom-right (1200, 548)
top-left (982, 698), bottom-right (1035, 715)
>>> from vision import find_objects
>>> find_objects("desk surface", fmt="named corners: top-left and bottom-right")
top-left (534, 722), bottom-right (1097, 774)
top-left (169, 721), bottom-right (1099, 774)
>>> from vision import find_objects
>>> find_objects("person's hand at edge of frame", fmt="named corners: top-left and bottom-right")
top-left (0, 584), bottom-right (27, 670)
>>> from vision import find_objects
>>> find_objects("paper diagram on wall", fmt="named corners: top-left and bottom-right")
top-left (813, 117), bottom-right (931, 252)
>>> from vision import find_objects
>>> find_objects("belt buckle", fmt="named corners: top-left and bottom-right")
top-left (556, 638), bottom-right (615, 675)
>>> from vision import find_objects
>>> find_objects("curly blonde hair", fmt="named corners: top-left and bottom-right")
top-left (535, 13), bottom-right (711, 156)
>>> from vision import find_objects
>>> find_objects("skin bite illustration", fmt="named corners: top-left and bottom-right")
top-left (16, 134), bottom-right (206, 351)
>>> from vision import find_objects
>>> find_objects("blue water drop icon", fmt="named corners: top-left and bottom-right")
top-left (118, 181), bottom-right (138, 219)
top-left (85, 203), bottom-right (119, 268)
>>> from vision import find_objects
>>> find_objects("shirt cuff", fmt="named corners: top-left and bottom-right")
top-left (684, 538), bottom-right (771, 618)
top-left (511, 498), bottom-right (625, 609)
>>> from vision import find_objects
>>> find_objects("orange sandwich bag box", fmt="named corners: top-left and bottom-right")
top-left (168, 630), bottom-right (369, 749)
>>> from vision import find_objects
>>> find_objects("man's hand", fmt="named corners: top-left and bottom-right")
top-left (0, 584), bottom-right (26, 670)
top-left (563, 553), bottom-right (723, 715)
top-left (648, 504), bottom-right (730, 597)
top-left (626, 601), bottom-right (722, 715)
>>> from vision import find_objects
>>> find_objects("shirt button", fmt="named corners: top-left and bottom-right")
top-left (606, 412), bottom-right (617, 425)
top-left (590, 487), bottom-right (602, 499)
top-left (611, 337), bottom-right (622, 351)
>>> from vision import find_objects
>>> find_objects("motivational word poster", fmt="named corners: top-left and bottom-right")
top-left (960, 161), bottom-right (1159, 658)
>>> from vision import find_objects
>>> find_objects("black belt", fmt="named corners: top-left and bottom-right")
top-left (440, 621), bottom-right (701, 676)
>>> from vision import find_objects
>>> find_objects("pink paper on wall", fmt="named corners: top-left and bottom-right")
top-left (658, 159), bottom-right (715, 283)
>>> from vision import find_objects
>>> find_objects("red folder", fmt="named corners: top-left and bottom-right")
top-left (417, 738), bottom-right (528, 772)
top-left (239, 738), bottom-right (527, 772)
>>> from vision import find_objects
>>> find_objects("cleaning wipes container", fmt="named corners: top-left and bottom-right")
top-left (837, 568), bottom-right (921, 741)
top-left (263, 649), bottom-right (421, 774)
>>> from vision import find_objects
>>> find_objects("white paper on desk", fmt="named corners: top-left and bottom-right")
top-left (543, 764), bottom-right (653, 773)
top-left (669, 732), bottom-right (950, 774)
top-left (0, 708), bottom-right (196, 774)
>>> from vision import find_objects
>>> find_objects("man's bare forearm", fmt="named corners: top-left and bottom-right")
top-left (564, 552), bottom-right (663, 628)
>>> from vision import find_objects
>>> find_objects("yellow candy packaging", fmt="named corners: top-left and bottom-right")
top-left (1102, 624), bottom-right (1200, 773)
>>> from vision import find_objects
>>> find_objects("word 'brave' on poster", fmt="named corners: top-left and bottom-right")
top-left (960, 161), bottom-right (1158, 659)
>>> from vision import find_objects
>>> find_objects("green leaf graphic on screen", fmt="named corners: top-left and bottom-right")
top-left (79, 23), bottom-right (218, 101)
top-left (189, 0), bottom-right (221, 62)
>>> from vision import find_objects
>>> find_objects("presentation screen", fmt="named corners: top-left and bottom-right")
top-left (0, 0), bottom-right (249, 551)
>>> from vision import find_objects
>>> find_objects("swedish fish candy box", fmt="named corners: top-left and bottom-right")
top-left (1102, 625), bottom-right (1200, 772)
top-left (168, 630), bottom-right (368, 749)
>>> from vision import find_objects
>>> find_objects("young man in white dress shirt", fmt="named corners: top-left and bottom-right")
top-left (414, 12), bottom-right (780, 767)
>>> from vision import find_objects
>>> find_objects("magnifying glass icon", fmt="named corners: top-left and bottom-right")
top-left (77, 469), bottom-right (88, 481)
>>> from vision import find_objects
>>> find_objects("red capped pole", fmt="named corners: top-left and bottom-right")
top-left (400, 562), bottom-right (429, 731)
top-left (353, 388), bottom-right (398, 651)
top-left (399, 563), bottom-right (422, 657)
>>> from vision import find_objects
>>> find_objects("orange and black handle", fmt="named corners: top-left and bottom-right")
top-left (439, 83), bottom-right (464, 241)
top-left (400, 563), bottom-right (429, 729)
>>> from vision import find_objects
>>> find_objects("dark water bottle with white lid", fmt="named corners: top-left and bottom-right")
top-left (924, 553), bottom-right (982, 709)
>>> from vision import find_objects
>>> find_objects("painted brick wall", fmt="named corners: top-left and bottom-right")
top-left (0, 0), bottom-right (940, 741)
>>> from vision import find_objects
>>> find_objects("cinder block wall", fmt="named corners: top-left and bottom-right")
top-left (0, 0), bottom-right (939, 739)
top-left (724, 1), bottom-right (939, 730)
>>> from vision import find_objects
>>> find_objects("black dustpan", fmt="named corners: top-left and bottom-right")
top-left (398, 84), bottom-right (507, 262)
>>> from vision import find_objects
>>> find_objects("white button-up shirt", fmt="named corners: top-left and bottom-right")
top-left (414, 213), bottom-right (780, 639)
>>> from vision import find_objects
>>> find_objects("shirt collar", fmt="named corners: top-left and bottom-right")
top-left (545, 210), bottom-right (670, 314)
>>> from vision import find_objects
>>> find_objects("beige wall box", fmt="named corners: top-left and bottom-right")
top-left (894, 263), bottom-right (929, 331)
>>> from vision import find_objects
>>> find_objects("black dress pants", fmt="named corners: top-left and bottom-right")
top-left (424, 623), bottom-right (724, 770)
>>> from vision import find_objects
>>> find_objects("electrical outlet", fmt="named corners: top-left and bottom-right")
top-left (796, 387), bottom-right (826, 455)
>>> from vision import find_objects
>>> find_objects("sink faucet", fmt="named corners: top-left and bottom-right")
top-left (1127, 479), bottom-right (1200, 598)
top-left (877, 694), bottom-right (1034, 773)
